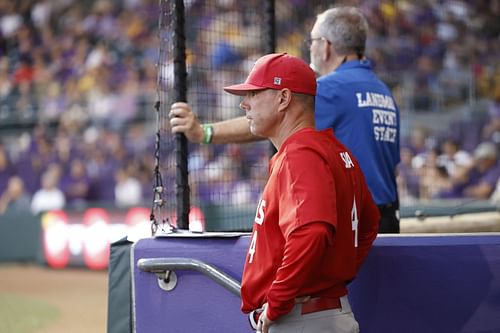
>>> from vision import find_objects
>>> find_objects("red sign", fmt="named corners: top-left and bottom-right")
top-left (41, 206), bottom-right (204, 269)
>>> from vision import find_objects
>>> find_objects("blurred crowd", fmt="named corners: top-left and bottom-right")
top-left (0, 0), bottom-right (499, 215)
top-left (398, 131), bottom-right (500, 204)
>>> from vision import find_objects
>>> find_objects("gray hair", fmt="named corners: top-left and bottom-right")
top-left (316, 6), bottom-right (368, 57)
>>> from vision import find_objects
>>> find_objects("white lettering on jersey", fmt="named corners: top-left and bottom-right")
top-left (356, 92), bottom-right (396, 110)
top-left (351, 196), bottom-right (359, 248)
top-left (340, 152), bottom-right (355, 169)
top-left (372, 108), bottom-right (397, 143)
top-left (356, 92), bottom-right (398, 144)
top-left (254, 199), bottom-right (266, 225)
top-left (372, 109), bottom-right (397, 126)
top-left (374, 126), bottom-right (397, 143)
top-left (248, 230), bottom-right (257, 263)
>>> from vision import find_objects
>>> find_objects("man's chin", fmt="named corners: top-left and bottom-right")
top-left (250, 126), bottom-right (261, 137)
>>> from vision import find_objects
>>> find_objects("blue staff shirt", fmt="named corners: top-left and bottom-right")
top-left (315, 60), bottom-right (400, 205)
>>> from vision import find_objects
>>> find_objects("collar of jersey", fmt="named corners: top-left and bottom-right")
top-left (272, 127), bottom-right (317, 162)
top-left (335, 59), bottom-right (372, 72)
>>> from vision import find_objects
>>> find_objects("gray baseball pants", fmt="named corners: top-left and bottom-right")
top-left (267, 296), bottom-right (359, 333)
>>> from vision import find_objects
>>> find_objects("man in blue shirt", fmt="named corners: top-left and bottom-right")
top-left (170, 6), bottom-right (401, 233)
top-left (309, 7), bottom-right (401, 233)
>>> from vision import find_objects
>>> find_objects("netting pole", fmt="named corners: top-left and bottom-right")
top-left (264, 0), bottom-right (277, 156)
top-left (263, 0), bottom-right (276, 54)
top-left (172, 0), bottom-right (190, 230)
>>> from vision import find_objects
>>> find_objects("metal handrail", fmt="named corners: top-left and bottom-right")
top-left (137, 257), bottom-right (241, 297)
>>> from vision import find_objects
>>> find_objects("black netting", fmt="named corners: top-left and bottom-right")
top-left (156, 0), bottom-right (276, 231)
top-left (154, 0), bottom-right (500, 232)
top-left (155, 0), bottom-right (384, 232)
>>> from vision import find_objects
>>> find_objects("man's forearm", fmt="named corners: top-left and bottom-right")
top-left (209, 116), bottom-right (264, 144)
top-left (170, 102), bottom-right (263, 144)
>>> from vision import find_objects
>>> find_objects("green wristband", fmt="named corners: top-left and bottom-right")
top-left (201, 124), bottom-right (214, 144)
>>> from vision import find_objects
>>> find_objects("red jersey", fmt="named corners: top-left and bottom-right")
top-left (240, 128), bottom-right (379, 321)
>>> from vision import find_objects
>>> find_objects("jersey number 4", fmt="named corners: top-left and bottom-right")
top-left (248, 231), bottom-right (257, 263)
top-left (352, 197), bottom-right (359, 248)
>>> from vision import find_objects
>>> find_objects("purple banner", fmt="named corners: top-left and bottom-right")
top-left (132, 234), bottom-right (500, 333)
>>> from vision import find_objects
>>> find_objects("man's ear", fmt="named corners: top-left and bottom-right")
top-left (278, 89), bottom-right (292, 111)
top-left (322, 41), bottom-right (331, 62)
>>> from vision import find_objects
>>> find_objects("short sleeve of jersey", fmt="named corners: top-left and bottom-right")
top-left (277, 146), bottom-right (337, 238)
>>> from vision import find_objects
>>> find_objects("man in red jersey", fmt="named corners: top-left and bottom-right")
top-left (223, 53), bottom-right (380, 333)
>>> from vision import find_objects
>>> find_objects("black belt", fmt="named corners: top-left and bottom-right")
top-left (377, 201), bottom-right (398, 210)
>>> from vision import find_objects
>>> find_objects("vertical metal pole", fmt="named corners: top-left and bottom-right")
top-left (172, 0), bottom-right (190, 230)
top-left (264, 0), bottom-right (277, 156)
top-left (263, 0), bottom-right (276, 54)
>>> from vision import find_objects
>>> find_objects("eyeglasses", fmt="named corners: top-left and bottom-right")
top-left (304, 37), bottom-right (331, 47)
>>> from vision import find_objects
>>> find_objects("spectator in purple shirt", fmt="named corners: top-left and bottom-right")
top-left (60, 158), bottom-right (90, 209)
top-left (439, 142), bottom-right (499, 199)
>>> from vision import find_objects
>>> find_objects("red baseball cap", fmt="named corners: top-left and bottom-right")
top-left (224, 53), bottom-right (316, 96)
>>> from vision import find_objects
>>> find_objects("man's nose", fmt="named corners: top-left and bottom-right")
top-left (239, 100), bottom-right (249, 112)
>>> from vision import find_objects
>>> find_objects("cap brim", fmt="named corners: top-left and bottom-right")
top-left (223, 83), bottom-right (268, 96)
